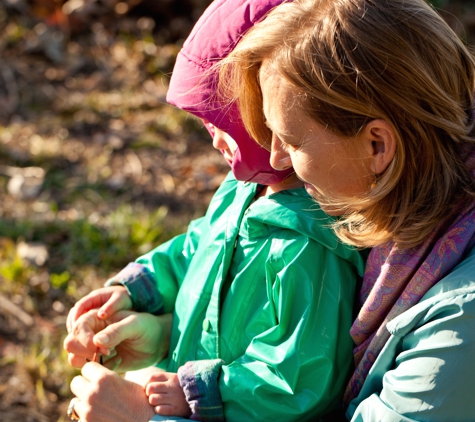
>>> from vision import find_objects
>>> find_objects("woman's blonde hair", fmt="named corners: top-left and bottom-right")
top-left (219, 0), bottom-right (475, 248)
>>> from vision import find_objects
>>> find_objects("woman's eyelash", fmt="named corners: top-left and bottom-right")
top-left (264, 119), bottom-right (304, 148)
top-left (282, 135), bottom-right (303, 147)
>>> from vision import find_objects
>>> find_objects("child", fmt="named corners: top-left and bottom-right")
top-left (65, 0), bottom-right (366, 420)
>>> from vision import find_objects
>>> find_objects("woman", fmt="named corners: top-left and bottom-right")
top-left (219, 0), bottom-right (475, 420)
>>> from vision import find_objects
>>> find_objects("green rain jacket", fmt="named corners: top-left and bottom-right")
top-left (110, 173), bottom-right (366, 421)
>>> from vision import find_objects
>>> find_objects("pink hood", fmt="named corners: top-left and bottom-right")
top-left (166, 0), bottom-right (293, 185)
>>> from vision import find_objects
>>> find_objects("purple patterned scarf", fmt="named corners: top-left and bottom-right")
top-left (344, 144), bottom-right (475, 405)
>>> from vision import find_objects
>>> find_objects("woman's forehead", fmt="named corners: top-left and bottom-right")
top-left (259, 61), bottom-right (306, 137)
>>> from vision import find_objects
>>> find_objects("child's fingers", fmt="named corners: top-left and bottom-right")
top-left (66, 288), bottom-right (119, 331)
top-left (154, 400), bottom-right (191, 418)
top-left (143, 371), bottom-right (171, 385)
top-left (73, 292), bottom-right (107, 320)
top-left (97, 290), bottom-right (132, 320)
top-left (146, 374), bottom-right (190, 417)
top-left (145, 382), bottom-right (167, 396)
top-left (148, 393), bottom-right (166, 405)
top-left (154, 405), bottom-right (178, 416)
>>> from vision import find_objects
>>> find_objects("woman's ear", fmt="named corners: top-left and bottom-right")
top-left (361, 119), bottom-right (396, 175)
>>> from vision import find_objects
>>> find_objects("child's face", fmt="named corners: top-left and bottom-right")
top-left (207, 122), bottom-right (238, 166)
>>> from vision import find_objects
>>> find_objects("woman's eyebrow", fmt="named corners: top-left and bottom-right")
top-left (265, 119), bottom-right (289, 137)
top-left (265, 121), bottom-right (298, 143)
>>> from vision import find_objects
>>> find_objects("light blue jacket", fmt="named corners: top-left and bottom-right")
top-left (347, 245), bottom-right (475, 421)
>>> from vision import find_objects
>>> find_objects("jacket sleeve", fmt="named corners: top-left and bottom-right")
top-left (179, 236), bottom-right (359, 421)
top-left (178, 359), bottom-right (225, 422)
top-left (106, 217), bottom-right (206, 314)
top-left (348, 286), bottom-right (475, 422)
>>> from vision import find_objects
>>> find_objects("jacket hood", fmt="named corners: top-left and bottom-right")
top-left (166, 0), bottom-right (294, 185)
top-left (245, 185), bottom-right (367, 277)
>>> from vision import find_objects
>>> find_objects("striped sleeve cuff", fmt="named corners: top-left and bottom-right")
top-left (105, 262), bottom-right (164, 315)
top-left (177, 359), bottom-right (225, 422)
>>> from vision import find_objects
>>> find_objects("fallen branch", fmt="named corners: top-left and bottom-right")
top-left (0, 293), bottom-right (34, 327)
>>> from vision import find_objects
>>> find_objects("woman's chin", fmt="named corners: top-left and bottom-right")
top-left (304, 183), bottom-right (346, 216)
top-left (319, 204), bottom-right (347, 216)
top-left (303, 183), bottom-right (325, 203)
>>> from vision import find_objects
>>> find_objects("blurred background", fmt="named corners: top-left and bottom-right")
top-left (0, 0), bottom-right (474, 420)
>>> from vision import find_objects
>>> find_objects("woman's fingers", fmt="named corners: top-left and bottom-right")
top-left (101, 353), bottom-right (122, 371)
top-left (81, 361), bottom-right (113, 382)
top-left (64, 309), bottom-right (105, 358)
top-left (92, 312), bottom-right (138, 349)
top-left (70, 362), bottom-right (156, 422)
top-left (63, 331), bottom-right (92, 359)
top-left (70, 373), bottom-right (92, 399)
top-left (64, 333), bottom-right (96, 366)
top-left (67, 397), bottom-right (86, 422)
top-left (69, 364), bottom-right (116, 422)
top-left (67, 352), bottom-right (89, 368)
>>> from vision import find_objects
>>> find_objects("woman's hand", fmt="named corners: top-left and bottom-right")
top-left (64, 309), bottom-right (172, 372)
top-left (70, 362), bottom-right (156, 422)
top-left (145, 372), bottom-right (191, 417)
top-left (66, 286), bottom-right (133, 333)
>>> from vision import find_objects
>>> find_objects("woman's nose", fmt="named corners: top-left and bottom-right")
top-left (270, 135), bottom-right (292, 170)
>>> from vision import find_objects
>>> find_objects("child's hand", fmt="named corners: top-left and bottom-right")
top-left (64, 310), bottom-right (173, 372)
top-left (145, 372), bottom-right (191, 417)
top-left (66, 286), bottom-right (132, 332)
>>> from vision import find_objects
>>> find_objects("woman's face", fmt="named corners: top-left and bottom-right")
top-left (259, 62), bottom-right (373, 215)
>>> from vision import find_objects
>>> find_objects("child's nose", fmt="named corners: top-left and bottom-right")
top-left (213, 133), bottom-right (228, 151)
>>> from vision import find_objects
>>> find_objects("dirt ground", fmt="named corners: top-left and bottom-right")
top-left (0, 0), bottom-right (475, 421)
top-left (0, 1), bottom-right (224, 420)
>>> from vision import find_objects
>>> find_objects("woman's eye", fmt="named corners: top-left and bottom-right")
top-left (281, 136), bottom-right (301, 148)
